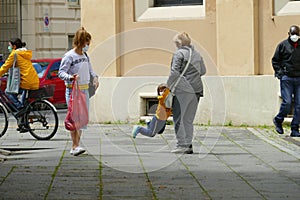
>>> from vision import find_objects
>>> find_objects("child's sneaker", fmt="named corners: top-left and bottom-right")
top-left (145, 118), bottom-right (151, 125)
top-left (132, 125), bottom-right (139, 138)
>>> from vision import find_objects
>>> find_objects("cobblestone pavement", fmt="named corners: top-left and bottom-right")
top-left (0, 123), bottom-right (300, 200)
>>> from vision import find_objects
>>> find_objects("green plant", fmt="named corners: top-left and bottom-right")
top-left (225, 120), bottom-right (233, 126)
top-left (166, 120), bottom-right (173, 125)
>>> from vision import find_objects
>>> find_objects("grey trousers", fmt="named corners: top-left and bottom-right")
top-left (172, 92), bottom-right (200, 147)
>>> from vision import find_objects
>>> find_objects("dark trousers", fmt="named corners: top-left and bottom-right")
top-left (5, 88), bottom-right (25, 110)
top-left (275, 75), bottom-right (300, 130)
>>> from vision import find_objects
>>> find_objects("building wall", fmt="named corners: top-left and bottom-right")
top-left (89, 76), bottom-right (279, 126)
top-left (81, 0), bottom-right (300, 125)
top-left (21, 0), bottom-right (81, 59)
top-left (259, 0), bottom-right (300, 75)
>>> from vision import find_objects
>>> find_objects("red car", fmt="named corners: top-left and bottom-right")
top-left (0, 58), bottom-right (66, 107)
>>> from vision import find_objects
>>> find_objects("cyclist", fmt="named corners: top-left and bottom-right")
top-left (0, 38), bottom-right (39, 110)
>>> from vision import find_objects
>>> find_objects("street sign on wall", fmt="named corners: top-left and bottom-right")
top-left (44, 9), bottom-right (50, 32)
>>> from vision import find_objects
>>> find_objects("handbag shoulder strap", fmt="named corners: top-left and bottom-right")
top-left (83, 52), bottom-right (89, 62)
top-left (169, 47), bottom-right (192, 91)
top-left (12, 53), bottom-right (17, 68)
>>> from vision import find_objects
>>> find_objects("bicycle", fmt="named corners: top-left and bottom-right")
top-left (0, 85), bottom-right (58, 140)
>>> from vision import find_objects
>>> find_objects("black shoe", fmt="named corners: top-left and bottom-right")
top-left (185, 145), bottom-right (193, 154)
top-left (16, 125), bottom-right (30, 133)
top-left (273, 118), bottom-right (284, 134)
top-left (290, 130), bottom-right (300, 137)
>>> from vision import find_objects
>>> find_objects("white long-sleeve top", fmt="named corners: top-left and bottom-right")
top-left (58, 49), bottom-right (97, 86)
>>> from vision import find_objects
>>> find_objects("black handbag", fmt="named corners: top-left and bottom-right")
top-left (88, 74), bottom-right (96, 98)
top-left (84, 52), bottom-right (97, 98)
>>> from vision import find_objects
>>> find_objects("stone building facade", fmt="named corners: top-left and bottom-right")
top-left (0, 0), bottom-right (81, 59)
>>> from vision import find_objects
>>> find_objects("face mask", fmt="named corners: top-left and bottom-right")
top-left (8, 46), bottom-right (12, 53)
top-left (290, 34), bottom-right (299, 42)
top-left (159, 92), bottom-right (163, 96)
top-left (82, 44), bottom-right (89, 52)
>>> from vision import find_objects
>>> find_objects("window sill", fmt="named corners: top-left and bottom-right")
top-left (68, 4), bottom-right (80, 9)
top-left (276, 1), bottom-right (300, 16)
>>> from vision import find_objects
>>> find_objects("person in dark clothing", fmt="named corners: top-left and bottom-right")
top-left (272, 25), bottom-right (300, 137)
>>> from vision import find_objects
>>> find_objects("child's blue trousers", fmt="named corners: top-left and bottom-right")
top-left (137, 116), bottom-right (166, 137)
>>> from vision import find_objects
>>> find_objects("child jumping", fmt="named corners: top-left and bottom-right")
top-left (132, 83), bottom-right (172, 138)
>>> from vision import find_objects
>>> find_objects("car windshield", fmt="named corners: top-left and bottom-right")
top-left (32, 62), bottom-right (49, 78)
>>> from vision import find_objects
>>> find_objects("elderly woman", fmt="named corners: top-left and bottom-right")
top-left (167, 32), bottom-right (206, 154)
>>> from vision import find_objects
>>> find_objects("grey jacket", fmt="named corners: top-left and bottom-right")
top-left (167, 46), bottom-right (206, 96)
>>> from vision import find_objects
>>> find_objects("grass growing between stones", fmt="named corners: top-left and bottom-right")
top-left (44, 142), bottom-right (67, 200)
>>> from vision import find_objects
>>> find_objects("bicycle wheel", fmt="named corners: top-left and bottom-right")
top-left (26, 99), bottom-right (58, 140)
top-left (0, 103), bottom-right (9, 138)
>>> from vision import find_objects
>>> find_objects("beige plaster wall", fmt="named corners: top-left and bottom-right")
top-left (82, 0), bottom-right (217, 77)
top-left (216, 0), bottom-right (258, 75)
top-left (81, 0), bottom-right (119, 76)
top-left (82, 0), bottom-right (300, 77)
top-left (258, 0), bottom-right (300, 75)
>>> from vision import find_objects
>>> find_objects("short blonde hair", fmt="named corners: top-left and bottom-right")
top-left (73, 27), bottom-right (92, 48)
top-left (173, 32), bottom-right (191, 47)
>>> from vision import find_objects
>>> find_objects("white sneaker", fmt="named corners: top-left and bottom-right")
top-left (73, 146), bottom-right (86, 156)
top-left (70, 148), bottom-right (75, 155)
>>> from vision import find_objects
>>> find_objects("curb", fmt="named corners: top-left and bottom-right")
top-left (248, 127), bottom-right (300, 160)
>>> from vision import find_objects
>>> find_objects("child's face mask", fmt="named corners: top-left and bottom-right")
top-left (82, 44), bottom-right (89, 52)
top-left (159, 88), bottom-right (166, 96)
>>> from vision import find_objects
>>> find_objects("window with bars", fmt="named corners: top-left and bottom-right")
top-left (0, 0), bottom-right (20, 59)
top-left (154, 0), bottom-right (203, 7)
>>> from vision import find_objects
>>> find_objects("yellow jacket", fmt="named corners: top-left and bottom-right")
top-left (156, 88), bottom-right (172, 120)
top-left (0, 49), bottom-right (39, 90)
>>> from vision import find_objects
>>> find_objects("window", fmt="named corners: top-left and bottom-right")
top-left (68, 35), bottom-right (74, 50)
top-left (146, 98), bottom-right (158, 116)
top-left (68, 0), bottom-right (80, 7)
top-left (48, 62), bottom-right (61, 78)
top-left (154, 0), bottom-right (203, 7)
